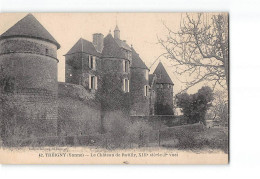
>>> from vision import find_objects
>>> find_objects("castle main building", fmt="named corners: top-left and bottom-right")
top-left (0, 14), bottom-right (174, 139)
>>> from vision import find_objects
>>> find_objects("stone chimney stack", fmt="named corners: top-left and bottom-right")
top-left (114, 25), bottom-right (120, 39)
top-left (93, 33), bottom-right (104, 53)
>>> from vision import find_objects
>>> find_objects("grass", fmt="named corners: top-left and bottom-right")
top-left (160, 123), bottom-right (228, 153)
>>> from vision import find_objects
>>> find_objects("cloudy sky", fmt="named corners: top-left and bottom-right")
top-left (0, 13), bottom-right (207, 94)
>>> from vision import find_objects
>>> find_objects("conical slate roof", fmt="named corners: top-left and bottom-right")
top-left (131, 47), bottom-right (149, 70)
top-left (65, 38), bottom-right (100, 56)
top-left (114, 25), bottom-right (120, 31)
top-left (0, 14), bottom-right (60, 49)
top-left (101, 33), bottom-right (126, 59)
top-left (153, 62), bottom-right (173, 85)
top-left (114, 38), bottom-right (132, 51)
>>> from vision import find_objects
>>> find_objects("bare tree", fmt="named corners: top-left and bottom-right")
top-left (206, 90), bottom-right (228, 126)
top-left (159, 13), bottom-right (228, 92)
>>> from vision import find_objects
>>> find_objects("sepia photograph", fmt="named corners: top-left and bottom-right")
top-left (0, 12), bottom-right (229, 164)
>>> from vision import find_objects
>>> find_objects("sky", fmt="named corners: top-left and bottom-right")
top-left (0, 13), bottom-right (216, 94)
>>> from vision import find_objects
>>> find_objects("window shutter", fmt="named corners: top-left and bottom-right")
top-left (88, 56), bottom-right (91, 68)
top-left (126, 61), bottom-right (129, 73)
top-left (127, 79), bottom-right (129, 92)
top-left (93, 56), bottom-right (96, 70)
top-left (123, 79), bottom-right (125, 92)
top-left (123, 60), bottom-right (125, 72)
top-left (145, 70), bottom-right (148, 80)
top-left (94, 76), bottom-right (98, 90)
top-left (89, 74), bottom-right (91, 89)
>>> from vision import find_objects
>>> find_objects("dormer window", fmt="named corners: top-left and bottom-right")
top-left (45, 49), bottom-right (48, 55)
top-left (123, 78), bottom-right (129, 92)
top-left (89, 55), bottom-right (96, 70)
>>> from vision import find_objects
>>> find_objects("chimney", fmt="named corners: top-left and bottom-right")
top-left (93, 33), bottom-right (104, 53)
top-left (114, 25), bottom-right (120, 39)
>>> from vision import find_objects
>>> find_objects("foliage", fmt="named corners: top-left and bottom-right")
top-left (156, 103), bottom-right (174, 115)
top-left (103, 112), bottom-right (153, 149)
top-left (128, 120), bottom-right (153, 147)
top-left (159, 13), bottom-right (229, 92)
top-left (206, 90), bottom-right (228, 126)
top-left (176, 86), bottom-right (214, 124)
top-left (160, 124), bottom-right (228, 153)
top-left (103, 112), bottom-right (131, 148)
top-left (96, 73), bottom-right (130, 113)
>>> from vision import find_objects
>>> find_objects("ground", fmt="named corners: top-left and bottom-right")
top-left (159, 124), bottom-right (228, 153)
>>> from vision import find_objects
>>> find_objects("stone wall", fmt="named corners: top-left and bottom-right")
top-left (130, 115), bottom-right (184, 129)
top-left (0, 37), bottom-right (58, 143)
top-left (155, 83), bottom-right (174, 115)
top-left (65, 53), bottom-right (101, 89)
top-left (100, 57), bottom-right (130, 113)
top-left (57, 82), bottom-right (101, 136)
top-left (0, 37), bottom-right (57, 59)
top-left (130, 67), bottom-right (149, 116)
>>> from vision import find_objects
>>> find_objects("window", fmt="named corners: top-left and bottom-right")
top-left (127, 51), bottom-right (132, 60)
top-left (45, 49), bottom-right (49, 55)
top-left (144, 85), bottom-right (149, 96)
top-left (168, 84), bottom-right (171, 88)
top-left (160, 84), bottom-right (163, 88)
top-left (69, 73), bottom-right (72, 77)
top-left (158, 74), bottom-right (162, 79)
top-left (145, 70), bottom-right (148, 80)
top-left (123, 60), bottom-right (129, 73)
top-left (123, 78), bottom-right (129, 92)
top-left (89, 55), bottom-right (96, 70)
top-left (89, 74), bottom-right (97, 90)
top-left (4, 76), bottom-right (15, 93)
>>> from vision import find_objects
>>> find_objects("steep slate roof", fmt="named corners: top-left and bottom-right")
top-left (101, 33), bottom-right (126, 59)
top-left (65, 38), bottom-right (100, 56)
top-left (131, 47), bottom-right (149, 70)
top-left (0, 13), bottom-right (60, 49)
top-left (114, 25), bottom-right (120, 31)
top-left (114, 38), bottom-right (132, 51)
top-left (153, 62), bottom-right (174, 85)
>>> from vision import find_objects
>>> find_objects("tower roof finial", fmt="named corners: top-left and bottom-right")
top-left (114, 24), bottom-right (119, 31)
top-left (115, 15), bottom-right (119, 31)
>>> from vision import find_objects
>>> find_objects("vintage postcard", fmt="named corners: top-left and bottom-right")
top-left (0, 13), bottom-right (229, 164)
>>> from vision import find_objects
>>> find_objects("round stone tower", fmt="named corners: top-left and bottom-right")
top-left (0, 14), bottom-right (60, 140)
top-left (100, 28), bottom-right (132, 115)
top-left (130, 47), bottom-right (150, 116)
top-left (153, 62), bottom-right (174, 115)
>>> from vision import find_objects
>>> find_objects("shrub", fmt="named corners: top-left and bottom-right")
top-left (128, 120), bottom-right (153, 147)
top-left (103, 111), bottom-right (154, 149)
top-left (176, 86), bottom-right (214, 124)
